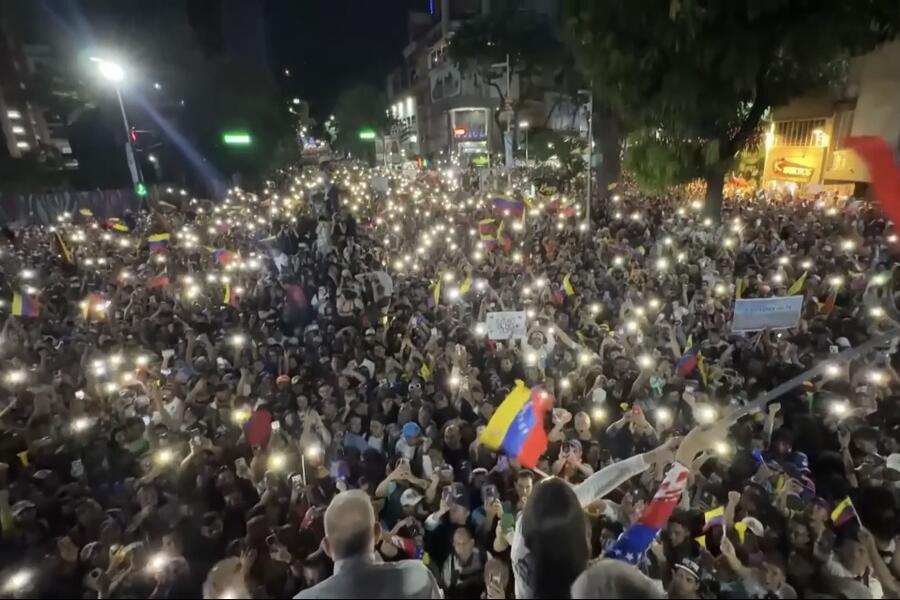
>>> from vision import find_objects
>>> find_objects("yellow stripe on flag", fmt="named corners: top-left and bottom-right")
top-left (735, 277), bottom-right (746, 299)
top-left (697, 353), bottom-right (709, 387)
top-left (704, 506), bottom-right (724, 525)
top-left (12, 292), bottom-right (23, 316)
top-left (831, 497), bottom-right (853, 522)
top-left (432, 279), bottom-right (441, 305)
top-left (787, 271), bottom-right (808, 295)
top-left (562, 273), bottom-right (575, 296)
top-left (480, 381), bottom-right (531, 450)
top-left (459, 274), bottom-right (472, 296)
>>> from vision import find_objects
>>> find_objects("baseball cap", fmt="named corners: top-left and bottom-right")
top-left (276, 374), bottom-right (290, 385)
top-left (364, 328), bottom-right (376, 336)
top-left (740, 516), bottom-right (764, 538)
top-left (401, 422), bottom-right (421, 438)
top-left (836, 337), bottom-right (852, 349)
top-left (400, 488), bottom-right (424, 507)
top-left (11, 500), bottom-right (36, 517)
top-left (674, 558), bottom-right (701, 580)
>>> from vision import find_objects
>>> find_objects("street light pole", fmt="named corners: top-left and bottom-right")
top-left (91, 57), bottom-right (142, 190)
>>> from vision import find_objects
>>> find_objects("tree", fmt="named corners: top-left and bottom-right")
top-left (449, 8), bottom-right (568, 158)
top-left (566, 0), bottom-right (900, 219)
top-left (330, 83), bottom-right (392, 163)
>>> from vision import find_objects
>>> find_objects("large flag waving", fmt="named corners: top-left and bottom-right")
top-left (480, 381), bottom-right (552, 468)
top-left (845, 136), bottom-right (900, 227)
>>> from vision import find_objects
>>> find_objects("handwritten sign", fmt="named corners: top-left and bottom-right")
top-left (732, 296), bottom-right (803, 332)
top-left (486, 311), bottom-right (527, 340)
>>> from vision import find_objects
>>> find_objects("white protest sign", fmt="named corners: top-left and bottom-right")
top-left (485, 311), bottom-right (527, 340)
top-left (731, 296), bottom-right (803, 332)
top-left (355, 271), bottom-right (394, 302)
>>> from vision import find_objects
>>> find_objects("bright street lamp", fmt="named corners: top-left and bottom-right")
top-left (91, 57), bottom-right (124, 82)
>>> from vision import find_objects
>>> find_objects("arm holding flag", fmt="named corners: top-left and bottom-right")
top-left (606, 420), bottom-right (733, 565)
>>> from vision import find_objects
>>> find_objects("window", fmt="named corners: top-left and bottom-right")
top-left (773, 119), bottom-right (827, 147)
top-left (16, 141), bottom-right (30, 150)
top-left (11, 125), bottom-right (25, 135)
top-left (7, 110), bottom-right (21, 119)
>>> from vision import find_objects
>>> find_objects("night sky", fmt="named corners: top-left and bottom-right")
top-left (264, 0), bottom-right (415, 116)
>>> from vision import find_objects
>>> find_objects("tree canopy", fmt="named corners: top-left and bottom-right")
top-left (566, 0), bottom-right (900, 216)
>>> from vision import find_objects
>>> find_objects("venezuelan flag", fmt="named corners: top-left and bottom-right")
top-left (676, 343), bottom-right (700, 378)
top-left (459, 274), bottom-right (472, 296)
top-left (106, 218), bottom-right (129, 232)
top-left (148, 233), bottom-right (170, 252)
top-left (787, 271), bottom-right (808, 295)
top-left (145, 274), bottom-right (170, 288)
top-left (12, 293), bottom-right (40, 318)
top-left (492, 197), bottom-right (524, 217)
top-left (53, 232), bottom-right (75, 265)
top-left (212, 249), bottom-right (237, 264)
top-left (562, 274), bottom-right (575, 297)
top-left (831, 496), bottom-right (857, 527)
top-left (478, 219), bottom-right (497, 236)
top-left (431, 279), bottom-right (441, 305)
top-left (223, 284), bottom-right (240, 308)
top-left (480, 381), bottom-right (552, 468)
top-left (703, 506), bottom-right (725, 529)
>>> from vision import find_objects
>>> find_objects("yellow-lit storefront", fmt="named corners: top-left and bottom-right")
top-left (762, 40), bottom-right (900, 197)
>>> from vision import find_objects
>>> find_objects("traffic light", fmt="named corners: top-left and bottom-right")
top-left (129, 127), bottom-right (138, 144)
top-left (134, 181), bottom-right (148, 197)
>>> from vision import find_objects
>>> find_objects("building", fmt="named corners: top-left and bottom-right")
top-left (385, 0), bottom-right (562, 167)
top-left (0, 0), bottom-right (76, 166)
top-left (762, 40), bottom-right (900, 194)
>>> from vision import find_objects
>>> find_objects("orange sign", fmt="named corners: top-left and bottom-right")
top-left (763, 146), bottom-right (825, 184)
top-left (772, 158), bottom-right (815, 181)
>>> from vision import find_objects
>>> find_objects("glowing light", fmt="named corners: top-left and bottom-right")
top-left (147, 552), bottom-right (171, 573)
top-left (4, 570), bottom-right (32, 592)
top-left (868, 370), bottom-right (886, 385)
top-left (268, 453), bottom-right (287, 471)
top-left (637, 354), bottom-right (654, 369)
top-left (155, 449), bottom-right (175, 465)
top-left (696, 404), bottom-right (717, 424)
top-left (71, 417), bottom-right (91, 432)
top-left (831, 401), bottom-right (850, 417)
top-left (656, 407), bottom-right (672, 424)
top-left (591, 407), bottom-right (606, 422)
top-left (824, 363), bottom-right (841, 378)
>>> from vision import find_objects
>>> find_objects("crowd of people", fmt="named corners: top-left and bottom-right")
top-left (1, 160), bottom-right (900, 599)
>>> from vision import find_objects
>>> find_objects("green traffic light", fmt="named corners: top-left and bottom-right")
top-left (135, 182), bottom-right (148, 197)
top-left (223, 131), bottom-right (252, 145)
top-left (358, 128), bottom-right (376, 141)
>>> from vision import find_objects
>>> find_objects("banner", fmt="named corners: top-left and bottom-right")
top-left (732, 296), bottom-right (803, 332)
top-left (486, 311), bottom-right (527, 340)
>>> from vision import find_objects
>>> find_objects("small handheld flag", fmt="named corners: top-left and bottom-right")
top-left (787, 271), bottom-right (808, 296)
top-left (146, 273), bottom-right (171, 288)
top-left (562, 274), bottom-right (575, 297)
top-left (831, 496), bottom-right (859, 527)
top-left (223, 283), bottom-right (240, 308)
top-left (212, 249), bottom-right (237, 264)
top-left (53, 232), bottom-right (75, 265)
top-left (12, 292), bottom-right (40, 318)
top-left (492, 197), bottom-right (525, 218)
top-left (147, 233), bottom-right (170, 252)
